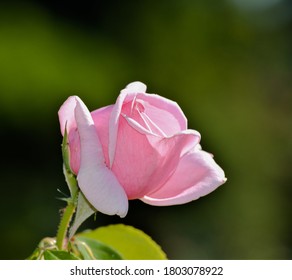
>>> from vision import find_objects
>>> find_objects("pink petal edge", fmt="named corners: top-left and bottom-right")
top-left (141, 149), bottom-right (226, 206)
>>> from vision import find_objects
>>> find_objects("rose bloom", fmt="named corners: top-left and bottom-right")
top-left (58, 82), bottom-right (226, 217)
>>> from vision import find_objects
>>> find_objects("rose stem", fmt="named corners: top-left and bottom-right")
top-left (56, 201), bottom-right (76, 250)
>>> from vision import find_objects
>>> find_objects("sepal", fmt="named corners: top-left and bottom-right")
top-left (69, 192), bottom-right (96, 238)
top-left (62, 125), bottom-right (78, 199)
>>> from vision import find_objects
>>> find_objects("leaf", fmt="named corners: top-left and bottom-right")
top-left (73, 236), bottom-right (122, 260)
top-left (43, 250), bottom-right (80, 260)
top-left (77, 224), bottom-right (167, 260)
top-left (69, 192), bottom-right (96, 238)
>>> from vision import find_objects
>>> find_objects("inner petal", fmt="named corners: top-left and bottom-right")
top-left (140, 111), bottom-right (167, 137)
top-left (122, 99), bottom-right (154, 135)
top-left (129, 99), bottom-right (166, 137)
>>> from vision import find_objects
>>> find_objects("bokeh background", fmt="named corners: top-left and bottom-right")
top-left (1, 0), bottom-right (292, 259)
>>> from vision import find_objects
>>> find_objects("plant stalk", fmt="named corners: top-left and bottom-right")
top-left (56, 202), bottom-right (76, 250)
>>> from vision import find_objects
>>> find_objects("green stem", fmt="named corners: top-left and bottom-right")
top-left (56, 202), bottom-right (76, 250)
top-left (57, 125), bottom-right (79, 250)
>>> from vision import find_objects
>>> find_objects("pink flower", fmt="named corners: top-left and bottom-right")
top-left (58, 82), bottom-right (226, 217)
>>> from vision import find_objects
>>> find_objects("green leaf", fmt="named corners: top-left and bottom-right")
top-left (43, 250), bottom-right (80, 260)
top-left (78, 224), bottom-right (167, 260)
top-left (69, 192), bottom-right (96, 238)
top-left (73, 236), bottom-right (122, 260)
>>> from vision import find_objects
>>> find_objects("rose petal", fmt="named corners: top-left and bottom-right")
top-left (74, 97), bottom-right (128, 217)
top-left (58, 96), bottom-right (80, 173)
top-left (122, 81), bottom-right (147, 94)
top-left (136, 93), bottom-right (188, 134)
top-left (67, 128), bottom-right (81, 174)
top-left (58, 96), bottom-right (78, 135)
top-left (108, 91), bottom-right (127, 168)
top-left (108, 82), bottom-right (148, 168)
top-left (141, 149), bottom-right (226, 206)
top-left (91, 105), bottom-right (114, 166)
top-left (122, 113), bottom-right (159, 136)
top-left (112, 104), bottom-right (201, 199)
top-left (121, 82), bottom-right (185, 133)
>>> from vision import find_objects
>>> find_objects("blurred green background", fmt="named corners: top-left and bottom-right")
top-left (1, 0), bottom-right (291, 259)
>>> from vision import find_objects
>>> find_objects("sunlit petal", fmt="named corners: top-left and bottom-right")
top-left (75, 97), bottom-right (128, 217)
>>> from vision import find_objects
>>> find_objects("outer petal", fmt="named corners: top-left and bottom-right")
top-left (67, 128), bottom-right (81, 174)
top-left (141, 148), bottom-right (226, 206)
top-left (58, 96), bottom-right (78, 135)
top-left (58, 96), bottom-right (80, 173)
top-left (74, 97), bottom-right (128, 217)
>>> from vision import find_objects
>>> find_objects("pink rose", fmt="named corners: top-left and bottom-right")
top-left (58, 82), bottom-right (226, 217)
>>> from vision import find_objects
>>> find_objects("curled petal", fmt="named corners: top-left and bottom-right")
top-left (58, 96), bottom-right (78, 135)
top-left (136, 93), bottom-right (188, 134)
top-left (122, 81), bottom-right (147, 94)
top-left (108, 91), bottom-right (127, 168)
top-left (122, 113), bottom-right (159, 136)
top-left (74, 97), bottom-right (128, 217)
top-left (58, 96), bottom-right (80, 173)
top-left (108, 82), bottom-right (147, 167)
top-left (141, 149), bottom-right (226, 206)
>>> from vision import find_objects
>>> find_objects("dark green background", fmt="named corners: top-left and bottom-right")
top-left (1, 0), bottom-right (292, 259)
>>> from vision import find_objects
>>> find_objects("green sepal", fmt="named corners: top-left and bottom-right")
top-left (71, 236), bottom-right (122, 260)
top-left (63, 164), bottom-right (79, 201)
top-left (62, 124), bottom-right (78, 199)
top-left (62, 123), bottom-right (72, 174)
top-left (69, 192), bottom-right (96, 238)
top-left (77, 224), bottom-right (167, 260)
